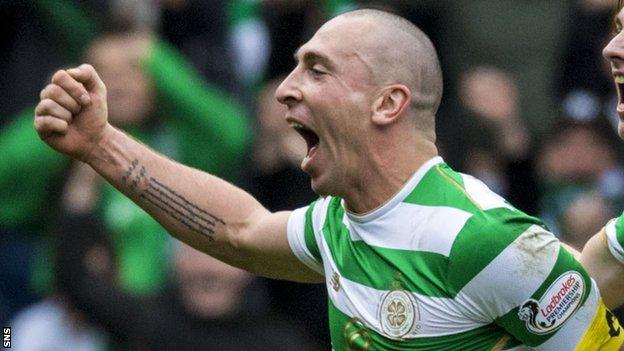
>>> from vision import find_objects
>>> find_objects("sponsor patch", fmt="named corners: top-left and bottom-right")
top-left (518, 271), bottom-right (585, 335)
top-left (378, 289), bottom-right (418, 339)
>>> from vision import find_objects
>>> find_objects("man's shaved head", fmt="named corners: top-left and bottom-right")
top-left (330, 9), bottom-right (443, 137)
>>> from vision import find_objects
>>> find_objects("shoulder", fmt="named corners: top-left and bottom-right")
top-left (440, 167), bottom-right (553, 296)
top-left (405, 163), bottom-right (516, 216)
top-left (447, 213), bottom-right (557, 292)
top-left (289, 196), bottom-right (337, 235)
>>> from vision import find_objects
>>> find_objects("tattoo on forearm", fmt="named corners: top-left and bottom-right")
top-left (122, 159), bottom-right (225, 240)
top-left (121, 159), bottom-right (145, 191)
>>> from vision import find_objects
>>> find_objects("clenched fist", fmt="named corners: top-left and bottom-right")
top-left (34, 64), bottom-right (111, 162)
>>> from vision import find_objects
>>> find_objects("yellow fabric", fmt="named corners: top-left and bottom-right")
top-left (575, 300), bottom-right (624, 351)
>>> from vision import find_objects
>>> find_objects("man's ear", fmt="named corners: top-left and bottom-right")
top-left (371, 84), bottom-right (411, 126)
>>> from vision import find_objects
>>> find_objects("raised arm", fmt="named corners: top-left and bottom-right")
top-left (34, 64), bottom-right (323, 283)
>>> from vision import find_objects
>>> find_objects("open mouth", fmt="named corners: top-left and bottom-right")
top-left (289, 121), bottom-right (320, 156)
top-left (616, 75), bottom-right (624, 111)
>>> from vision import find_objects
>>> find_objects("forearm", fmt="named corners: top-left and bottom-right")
top-left (87, 124), bottom-right (267, 270)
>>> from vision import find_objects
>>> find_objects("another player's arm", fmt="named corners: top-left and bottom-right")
top-left (580, 218), bottom-right (624, 310)
top-left (34, 64), bottom-right (323, 283)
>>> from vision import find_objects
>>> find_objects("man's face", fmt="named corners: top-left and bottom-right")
top-left (175, 245), bottom-right (252, 319)
top-left (86, 34), bottom-right (154, 126)
top-left (603, 7), bottom-right (624, 138)
top-left (275, 17), bottom-right (378, 196)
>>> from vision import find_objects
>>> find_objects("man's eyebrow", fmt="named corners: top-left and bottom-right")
top-left (293, 48), bottom-right (335, 70)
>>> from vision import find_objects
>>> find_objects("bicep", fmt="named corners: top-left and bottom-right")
top-left (581, 229), bottom-right (624, 310)
top-left (240, 210), bottom-right (324, 283)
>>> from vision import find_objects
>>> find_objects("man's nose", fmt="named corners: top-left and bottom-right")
top-left (275, 70), bottom-right (302, 106)
top-left (603, 33), bottom-right (623, 62)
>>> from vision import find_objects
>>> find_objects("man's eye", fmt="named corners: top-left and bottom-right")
top-left (310, 67), bottom-right (325, 76)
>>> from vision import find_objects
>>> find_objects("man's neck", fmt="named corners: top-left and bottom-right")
top-left (342, 139), bottom-right (438, 214)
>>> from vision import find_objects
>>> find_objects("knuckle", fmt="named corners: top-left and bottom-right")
top-left (39, 87), bottom-right (48, 100)
top-left (41, 84), bottom-right (60, 100)
top-left (80, 63), bottom-right (94, 72)
top-left (34, 102), bottom-right (46, 115)
top-left (42, 98), bottom-right (56, 108)
top-left (36, 99), bottom-right (57, 115)
top-left (71, 85), bottom-right (86, 97)
top-left (51, 70), bottom-right (67, 84)
top-left (34, 117), bottom-right (46, 130)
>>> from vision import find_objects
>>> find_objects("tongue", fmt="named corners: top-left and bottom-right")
top-left (301, 145), bottom-right (318, 171)
top-left (307, 144), bottom-right (318, 157)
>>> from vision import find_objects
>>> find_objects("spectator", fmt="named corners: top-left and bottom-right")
top-left (537, 120), bottom-right (624, 235)
top-left (54, 212), bottom-right (316, 351)
top-left (0, 27), bottom-right (251, 319)
top-left (457, 66), bottom-right (539, 215)
top-left (385, 0), bottom-right (573, 167)
top-left (10, 296), bottom-right (107, 351)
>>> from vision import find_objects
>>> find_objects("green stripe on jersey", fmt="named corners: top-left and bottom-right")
top-left (494, 246), bottom-right (591, 347)
top-left (404, 164), bottom-right (480, 214)
top-left (328, 299), bottom-right (518, 351)
top-left (615, 214), bottom-right (624, 248)
top-left (323, 198), bottom-right (452, 297)
top-left (321, 196), bottom-right (545, 298)
top-left (447, 208), bottom-right (545, 294)
top-left (304, 199), bottom-right (322, 263)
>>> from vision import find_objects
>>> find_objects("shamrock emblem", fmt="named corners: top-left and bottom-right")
top-left (387, 299), bottom-right (407, 327)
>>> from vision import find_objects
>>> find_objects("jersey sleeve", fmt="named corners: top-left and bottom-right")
top-left (448, 213), bottom-right (623, 350)
top-left (605, 214), bottom-right (624, 264)
top-left (287, 199), bottom-right (325, 275)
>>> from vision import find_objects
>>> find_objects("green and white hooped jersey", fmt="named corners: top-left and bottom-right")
top-left (605, 214), bottom-right (624, 264)
top-left (287, 157), bottom-right (609, 351)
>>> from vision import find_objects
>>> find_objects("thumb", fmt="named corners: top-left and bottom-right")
top-left (66, 64), bottom-right (107, 96)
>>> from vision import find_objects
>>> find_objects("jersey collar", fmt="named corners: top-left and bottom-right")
top-left (344, 156), bottom-right (444, 223)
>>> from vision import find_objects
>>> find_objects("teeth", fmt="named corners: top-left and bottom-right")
top-left (616, 76), bottom-right (624, 84)
top-left (289, 122), bottom-right (305, 129)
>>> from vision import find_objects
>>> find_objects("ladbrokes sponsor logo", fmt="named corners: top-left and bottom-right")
top-left (518, 271), bottom-right (585, 335)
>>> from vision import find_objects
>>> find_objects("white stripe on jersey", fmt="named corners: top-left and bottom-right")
top-left (320, 237), bottom-right (490, 338)
top-left (460, 173), bottom-right (515, 211)
top-left (321, 224), bottom-right (562, 340)
top-left (287, 206), bottom-right (324, 275)
top-left (342, 202), bottom-right (472, 256)
top-left (605, 219), bottom-right (624, 264)
top-left (458, 225), bottom-right (560, 320)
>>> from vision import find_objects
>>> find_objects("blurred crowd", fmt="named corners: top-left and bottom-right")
top-left (1, 0), bottom-right (624, 349)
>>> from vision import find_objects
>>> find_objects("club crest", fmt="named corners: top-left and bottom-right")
top-left (378, 289), bottom-right (418, 338)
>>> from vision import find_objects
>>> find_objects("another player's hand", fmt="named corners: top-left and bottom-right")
top-left (34, 64), bottom-right (110, 162)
